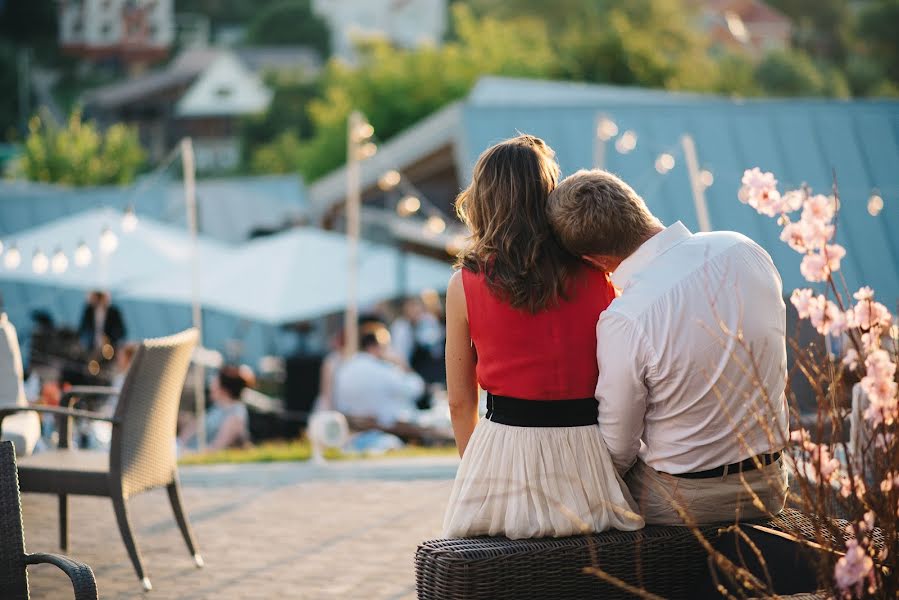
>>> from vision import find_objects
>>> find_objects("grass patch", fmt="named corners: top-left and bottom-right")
top-left (178, 439), bottom-right (457, 466)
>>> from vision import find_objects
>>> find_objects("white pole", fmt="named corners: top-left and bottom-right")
top-left (344, 112), bottom-right (363, 357)
top-left (593, 113), bottom-right (606, 170)
top-left (681, 134), bottom-right (712, 233)
top-left (181, 138), bottom-right (206, 452)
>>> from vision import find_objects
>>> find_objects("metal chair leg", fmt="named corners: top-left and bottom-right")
top-left (58, 494), bottom-right (68, 551)
top-left (110, 493), bottom-right (151, 591)
top-left (167, 481), bottom-right (203, 567)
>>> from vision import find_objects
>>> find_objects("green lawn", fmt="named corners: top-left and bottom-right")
top-left (178, 439), bottom-right (458, 466)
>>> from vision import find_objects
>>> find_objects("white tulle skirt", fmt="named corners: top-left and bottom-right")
top-left (442, 419), bottom-right (645, 539)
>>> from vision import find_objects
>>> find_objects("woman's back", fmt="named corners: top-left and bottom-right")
top-left (462, 266), bottom-right (614, 401)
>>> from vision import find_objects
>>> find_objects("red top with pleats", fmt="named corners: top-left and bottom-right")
top-left (462, 266), bottom-right (616, 401)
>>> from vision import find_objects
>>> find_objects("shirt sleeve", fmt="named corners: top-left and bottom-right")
top-left (595, 312), bottom-right (652, 473)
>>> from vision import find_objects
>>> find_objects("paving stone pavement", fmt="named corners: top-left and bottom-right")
top-left (20, 457), bottom-right (459, 599)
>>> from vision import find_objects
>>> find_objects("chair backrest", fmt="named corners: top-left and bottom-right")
top-left (0, 441), bottom-right (28, 599)
top-left (0, 315), bottom-right (28, 409)
top-left (110, 329), bottom-right (198, 498)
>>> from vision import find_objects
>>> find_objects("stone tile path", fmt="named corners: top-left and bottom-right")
top-left (22, 457), bottom-right (458, 599)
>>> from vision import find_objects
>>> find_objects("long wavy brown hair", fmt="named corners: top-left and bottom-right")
top-left (455, 134), bottom-right (581, 313)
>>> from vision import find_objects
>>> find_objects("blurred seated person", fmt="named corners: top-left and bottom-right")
top-left (78, 290), bottom-right (126, 354)
top-left (333, 325), bottom-right (425, 428)
top-left (179, 365), bottom-right (253, 452)
top-left (390, 297), bottom-right (445, 387)
top-left (82, 342), bottom-right (139, 450)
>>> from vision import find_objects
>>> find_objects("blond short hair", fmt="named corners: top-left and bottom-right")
top-left (547, 169), bottom-right (661, 257)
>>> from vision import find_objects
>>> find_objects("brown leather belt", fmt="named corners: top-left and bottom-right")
top-left (672, 452), bottom-right (782, 480)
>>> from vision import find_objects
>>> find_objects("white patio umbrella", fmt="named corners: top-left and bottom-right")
top-left (122, 227), bottom-right (453, 324)
top-left (0, 207), bottom-right (232, 294)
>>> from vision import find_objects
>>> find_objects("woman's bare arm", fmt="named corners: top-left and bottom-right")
top-left (445, 271), bottom-right (479, 457)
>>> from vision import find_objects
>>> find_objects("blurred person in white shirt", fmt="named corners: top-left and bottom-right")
top-left (548, 169), bottom-right (789, 525)
top-left (335, 324), bottom-right (425, 428)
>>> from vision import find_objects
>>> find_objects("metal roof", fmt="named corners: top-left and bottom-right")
top-left (311, 76), bottom-right (899, 304)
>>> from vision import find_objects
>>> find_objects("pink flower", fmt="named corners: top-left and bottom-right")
top-left (802, 193), bottom-right (836, 224)
top-left (861, 350), bottom-right (899, 426)
top-left (801, 253), bottom-right (829, 282)
top-left (853, 299), bottom-right (893, 331)
top-left (842, 348), bottom-right (859, 371)
top-left (780, 218), bottom-right (834, 253)
top-left (781, 189), bottom-right (804, 213)
top-left (800, 245), bottom-right (845, 283)
top-left (790, 289), bottom-right (816, 318)
top-left (861, 332), bottom-right (881, 354)
top-left (810, 444), bottom-right (841, 482)
top-left (739, 168), bottom-right (783, 215)
top-left (854, 287), bottom-right (875, 301)
top-left (807, 296), bottom-right (846, 336)
top-left (834, 539), bottom-right (874, 596)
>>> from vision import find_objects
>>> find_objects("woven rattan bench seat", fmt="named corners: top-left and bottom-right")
top-left (415, 509), bottom-right (827, 599)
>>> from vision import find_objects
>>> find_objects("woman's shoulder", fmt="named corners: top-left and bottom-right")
top-left (568, 265), bottom-right (615, 300)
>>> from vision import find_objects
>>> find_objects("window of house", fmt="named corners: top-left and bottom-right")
top-left (101, 22), bottom-right (113, 38)
top-left (215, 86), bottom-right (233, 99)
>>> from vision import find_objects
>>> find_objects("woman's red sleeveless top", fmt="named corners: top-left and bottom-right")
top-left (461, 266), bottom-right (616, 401)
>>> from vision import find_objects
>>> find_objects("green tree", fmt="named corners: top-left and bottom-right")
top-left (240, 79), bottom-right (319, 171)
top-left (250, 130), bottom-right (304, 174)
top-left (19, 111), bottom-right (145, 186)
top-left (551, 0), bottom-right (719, 91)
top-left (765, 0), bottom-right (852, 63)
top-left (857, 0), bottom-right (899, 84)
top-left (754, 49), bottom-right (848, 97)
top-left (294, 5), bottom-right (555, 181)
top-left (245, 0), bottom-right (331, 57)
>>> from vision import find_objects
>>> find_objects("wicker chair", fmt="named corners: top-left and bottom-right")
top-left (415, 509), bottom-right (842, 599)
top-left (0, 329), bottom-right (201, 592)
top-left (0, 441), bottom-right (98, 599)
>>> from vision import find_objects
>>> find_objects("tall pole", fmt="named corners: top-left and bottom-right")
top-left (181, 138), bottom-right (206, 452)
top-left (681, 134), bottom-right (712, 233)
top-left (593, 113), bottom-right (606, 170)
top-left (344, 112), bottom-right (363, 357)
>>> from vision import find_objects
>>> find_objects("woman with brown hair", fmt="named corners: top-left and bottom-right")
top-left (442, 134), bottom-right (643, 539)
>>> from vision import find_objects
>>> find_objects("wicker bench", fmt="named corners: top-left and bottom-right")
top-left (415, 509), bottom-right (830, 599)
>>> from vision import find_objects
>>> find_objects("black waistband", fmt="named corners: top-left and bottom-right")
top-left (486, 393), bottom-right (598, 427)
top-left (672, 452), bottom-right (782, 480)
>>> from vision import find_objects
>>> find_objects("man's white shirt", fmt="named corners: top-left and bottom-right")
top-left (333, 352), bottom-right (425, 426)
top-left (597, 221), bottom-right (789, 474)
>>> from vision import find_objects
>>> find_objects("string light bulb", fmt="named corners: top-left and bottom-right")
top-left (122, 204), bottom-right (138, 232)
top-left (354, 122), bottom-right (374, 142)
top-left (700, 169), bottom-right (714, 188)
top-left (51, 248), bottom-right (69, 274)
top-left (378, 170), bottom-right (401, 191)
top-left (868, 192), bottom-right (884, 216)
top-left (99, 226), bottom-right (118, 254)
top-left (615, 131), bottom-right (637, 154)
top-left (425, 215), bottom-right (446, 235)
top-left (597, 118), bottom-right (619, 141)
top-left (32, 249), bottom-right (49, 274)
top-left (655, 153), bottom-right (675, 174)
top-left (358, 142), bottom-right (377, 160)
top-left (4, 244), bottom-right (20, 269)
top-left (397, 195), bottom-right (421, 217)
top-left (74, 241), bottom-right (92, 267)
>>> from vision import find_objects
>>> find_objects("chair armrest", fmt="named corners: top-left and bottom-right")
top-left (25, 552), bottom-right (98, 600)
top-left (62, 386), bottom-right (119, 407)
top-left (0, 405), bottom-right (117, 423)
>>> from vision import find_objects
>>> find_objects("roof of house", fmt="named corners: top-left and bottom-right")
top-left (311, 76), bottom-right (899, 303)
top-left (83, 48), bottom-right (220, 108)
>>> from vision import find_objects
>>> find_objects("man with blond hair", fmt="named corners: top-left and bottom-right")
top-left (547, 169), bottom-right (789, 525)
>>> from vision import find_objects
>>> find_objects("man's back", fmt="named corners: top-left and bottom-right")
top-left (333, 353), bottom-right (424, 426)
top-left (598, 222), bottom-right (789, 474)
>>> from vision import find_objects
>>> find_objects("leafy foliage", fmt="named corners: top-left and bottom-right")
top-left (755, 49), bottom-right (849, 97)
top-left (292, 4), bottom-right (555, 180)
top-left (245, 0), bottom-right (331, 56)
top-left (20, 111), bottom-right (144, 186)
